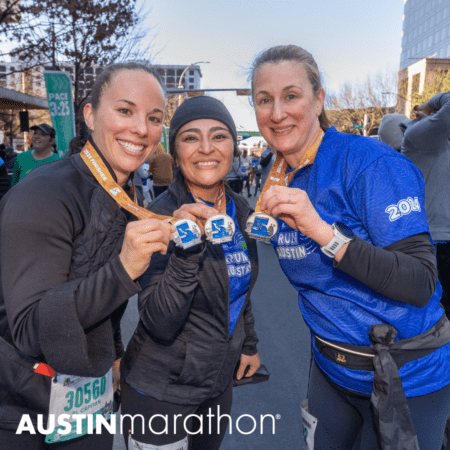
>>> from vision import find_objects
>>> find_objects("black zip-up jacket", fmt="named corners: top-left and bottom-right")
top-left (0, 146), bottom-right (139, 428)
top-left (121, 170), bottom-right (259, 405)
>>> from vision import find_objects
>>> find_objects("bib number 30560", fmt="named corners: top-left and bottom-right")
top-left (45, 369), bottom-right (113, 444)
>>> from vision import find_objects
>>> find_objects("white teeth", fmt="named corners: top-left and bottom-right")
top-left (197, 161), bottom-right (218, 167)
top-left (274, 126), bottom-right (294, 133)
top-left (118, 140), bottom-right (145, 153)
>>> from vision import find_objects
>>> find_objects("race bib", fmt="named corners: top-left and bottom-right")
top-left (45, 369), bottom-right (113, 444)
top-left (301, 399), bottom-right (318, 450)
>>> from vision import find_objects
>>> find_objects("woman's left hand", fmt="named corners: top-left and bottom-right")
top-left (236, 353), bottom-right (261, 380)
top-left (260, 186), bottom-right (328, 241)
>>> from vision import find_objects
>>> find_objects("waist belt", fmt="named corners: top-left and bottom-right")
top-left (313, 313), bottom-right (450, 450)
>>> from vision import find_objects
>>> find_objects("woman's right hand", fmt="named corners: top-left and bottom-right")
top-left (173, 203), bottom-right (218, 234)
top-left (119, 219), bottom-right (175, 280)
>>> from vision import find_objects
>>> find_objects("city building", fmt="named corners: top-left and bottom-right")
top-left (0, 60), bottom-right (103, 100)
top-left (153, 64), bottom-right (203, 90)
top-left (400, 0), bottom-right (450, 69)
top-left (0, 61), bottom-right (203, 99)
top-left (399, 0), bottom-right (450, 114)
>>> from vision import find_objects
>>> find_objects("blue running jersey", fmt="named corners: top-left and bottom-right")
top-left (272, 127), bottom-right (450, 397)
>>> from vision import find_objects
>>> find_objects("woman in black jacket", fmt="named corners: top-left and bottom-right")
top-left (0, 62), bottom-right (172, 449)
top-left (121, 96), bottom-right (260, 450)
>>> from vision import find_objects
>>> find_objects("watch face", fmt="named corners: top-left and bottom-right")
top-left (334, 222), bottom-right (354, 239)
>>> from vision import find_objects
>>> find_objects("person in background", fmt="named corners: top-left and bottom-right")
top-left (12, 123), bottom-right (60, 185)
top-left (256, 146), bottom-right (275, 195)
top-left (148, 143), bottom-right (175, 198)
top-left (0, 145), bottom-right (11, 201)
top-left (378, 113), bottom-right (410, 152)
top-left (400, 93), bottom-right (450, 322)
top-left (227, 149), bottom-right (243, 193)
top-left (251, 44), bottom-right (450, 450)
top-left (141, 162), bottom-right (153, 204)
top-left (132, 162), bottom-right (148, 206)
top-left (240, 148), bottom-right (251, 196)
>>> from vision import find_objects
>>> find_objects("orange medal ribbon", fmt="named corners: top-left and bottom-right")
top-left (80, 141), bottom-right (175, 223)
top-left (184, 180), bottom-right (227, 214)
top-left (184, 180), bottom-right (236, 243)
top-left (254, 128), bottom-right (324, 213)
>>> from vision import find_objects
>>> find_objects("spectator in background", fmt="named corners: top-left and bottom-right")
top-left (378, 113), bottom-right (410, 152)
top-left (148, 143), bottom-right (175, 198)
top-left (227, 150), bottom-right (243, 194)
top-left (240, 148), bottom-right (251, 196)
top-left (0, 145), bottom-right (11, 201)
top-left (12, 124), bottom-right (60, 186)
top-left (400, 93), bottom-right (450, 320)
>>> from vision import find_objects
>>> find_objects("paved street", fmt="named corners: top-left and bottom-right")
top-left (114, 192), bottom-right (312, 449)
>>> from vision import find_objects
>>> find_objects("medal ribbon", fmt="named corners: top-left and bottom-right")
top-left (254, 129), bottom-right (324, 213)
top-left (185, 180), bottom-right (227, 214)
top-left (80, 141), bottom-right (175, 223)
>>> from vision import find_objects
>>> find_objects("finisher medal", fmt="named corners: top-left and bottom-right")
top-left (80, 141), bottom-right (194, 250)
top-left (251, 129), bottom-right (325, 241)
top-left (186, 180), bottom-right (236, 245)
top-left (173, 218), bottom-right (202, 249)
top-left (204, 213), bottom-right (236, 244)
top-left (246, 212), bottom-right (278, 241)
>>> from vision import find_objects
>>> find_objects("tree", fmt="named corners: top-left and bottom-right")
top-left (163, 95), bottom-right (179, 128)
top-left (0, 0), bottom-right (21, 26)
top-left (410, 69), bottom-right (450, 107)
top-left (0, 0), bottom-right (154, 125)
top-left (325, 71), bottom-right (398, 135)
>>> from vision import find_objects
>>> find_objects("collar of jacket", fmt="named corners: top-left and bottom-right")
top-left (72, 136), bottom-right (135, 194)
top-left (168, 167), bottom-right (253, 217)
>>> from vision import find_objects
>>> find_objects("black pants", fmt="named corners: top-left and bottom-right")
top-left (308, 360), bottom-right (450, 450)
top-left (121, 380), bottom-right (233, 450)
top-left (436, 242), bottom-right (450, 319)
top-left (0, 427), bottom-right (114, 450)
top-left (227, 178), bottom-right (242, 194)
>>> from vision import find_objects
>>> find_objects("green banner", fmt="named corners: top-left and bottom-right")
top-left (44, 71), bottom-right (76, 155)
top-left (161, 127), bottom-right (169, 152)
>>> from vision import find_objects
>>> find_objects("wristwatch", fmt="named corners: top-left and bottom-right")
top-left (320, 222), bottom-right (355, 258)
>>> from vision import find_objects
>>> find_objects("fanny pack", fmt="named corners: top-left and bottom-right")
top-left (313, 314), bottom-right (450, 450)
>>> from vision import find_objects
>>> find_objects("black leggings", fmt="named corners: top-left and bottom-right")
top-left (121, 380), bottom-right (233, 450)
top-left (0, 427), bottom-right (114, 450)
top-left (308, 360), bottom-right (450, 450)
top-left (436, 242), bottom-right (450, 319)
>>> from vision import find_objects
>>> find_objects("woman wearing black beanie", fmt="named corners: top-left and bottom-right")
top-left (120, 96), bottom-right (260, 450)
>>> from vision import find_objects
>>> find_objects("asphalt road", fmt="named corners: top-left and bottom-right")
top-left (113, 193), bottom-right (312, 450)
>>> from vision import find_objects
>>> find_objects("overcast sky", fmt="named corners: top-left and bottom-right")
top-left (143, 0), bottom-right (405, 130)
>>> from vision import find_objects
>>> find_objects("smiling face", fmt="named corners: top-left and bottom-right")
top-left (32, 129), bottom-right (54, 154)
top-left (176, 119), bottom-right (234, 201)
top-left (253, 61), bottom-right (325, 168)
top-left (84, 70), bottom-right (165, 185)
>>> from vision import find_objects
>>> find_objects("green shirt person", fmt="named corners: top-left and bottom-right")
top-left (12, 123), bottom-right (61, 186)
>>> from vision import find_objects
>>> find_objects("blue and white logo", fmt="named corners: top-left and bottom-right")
top-left (385, 197), bottom-right (421, 222)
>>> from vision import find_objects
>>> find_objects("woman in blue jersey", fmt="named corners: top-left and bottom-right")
top-left (120, 96), bottom-right (260, 450)
top-left (250, 44), bottom-right (450, 450)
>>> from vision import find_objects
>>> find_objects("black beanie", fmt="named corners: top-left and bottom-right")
top-left (169, 96), bottom-right (237, 158)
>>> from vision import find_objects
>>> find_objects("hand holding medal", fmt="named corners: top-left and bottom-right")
top-left (248, 129), bottom-right (324, 241)
top-left (185, 180), bottom-right (236, 245)
top-left (80, 141), bottom-right (203, 281)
